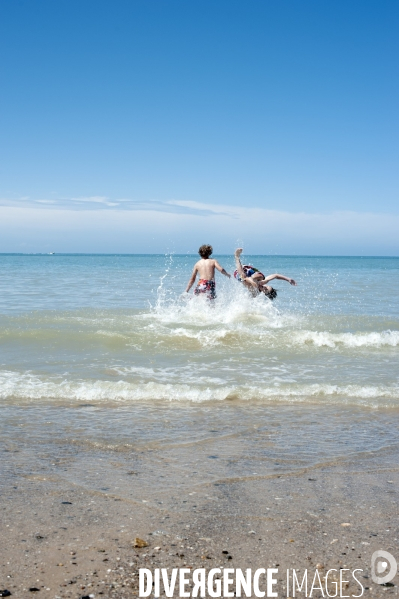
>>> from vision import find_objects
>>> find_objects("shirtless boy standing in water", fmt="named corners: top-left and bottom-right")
top-left (185, 244), bottom-right (231, 300)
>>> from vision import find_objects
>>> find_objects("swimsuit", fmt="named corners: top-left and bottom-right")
top-left (234, 265), bottom-right (265, 281)
top-left (194, 279), bottom-right (216, 300)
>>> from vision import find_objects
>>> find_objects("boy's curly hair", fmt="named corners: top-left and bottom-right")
top-left (198, 244), bottom-right (213, 259)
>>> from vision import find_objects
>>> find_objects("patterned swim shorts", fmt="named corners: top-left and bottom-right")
top-left (194, 279), bottom-right (216, 300)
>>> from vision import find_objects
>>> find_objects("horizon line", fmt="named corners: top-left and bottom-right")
top-left (1, 253), bottom-right (398, 258)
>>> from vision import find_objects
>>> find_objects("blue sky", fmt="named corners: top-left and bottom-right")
top-left (0, 0), bottom-right (398, 254)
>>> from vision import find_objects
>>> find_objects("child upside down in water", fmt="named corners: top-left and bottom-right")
top-left (234, 248), bottom-right (297, 299)
top-left (185, 244), bottom-right (231, 300)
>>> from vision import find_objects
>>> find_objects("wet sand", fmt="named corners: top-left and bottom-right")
top-left (1, 441), bottom-right (398, 599)
top-left (1, 255), bottom-right (399, 598)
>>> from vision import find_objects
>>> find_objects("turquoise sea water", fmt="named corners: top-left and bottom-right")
top-left (1, 254), bottom-right (398, 490)
top-left (0, 254), bottom-right (398, 407)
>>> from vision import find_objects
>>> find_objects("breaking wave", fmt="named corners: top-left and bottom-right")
top-left (1, 370), bottom-right (398, 408)
top-left (292, 329), bottom-right (399, 349)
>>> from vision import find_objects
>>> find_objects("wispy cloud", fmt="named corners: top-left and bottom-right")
top-left (0, 196), bottom-right (229, 215)
top-left (167, 200), bottom-right (238, 218)
top-left (69, 196), bottom-right (119, 207)
top-left (0, 196), bottom-right (398, 254)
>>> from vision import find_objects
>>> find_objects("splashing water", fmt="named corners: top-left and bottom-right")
top-left (0, 253), bottom-right (397, 408)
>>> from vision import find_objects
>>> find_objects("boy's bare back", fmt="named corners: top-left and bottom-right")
top-left (194, 258), bottom-right (220, 280)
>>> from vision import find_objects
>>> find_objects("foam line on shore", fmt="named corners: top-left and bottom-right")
top-left (1, 369), bottom-right (398, 407)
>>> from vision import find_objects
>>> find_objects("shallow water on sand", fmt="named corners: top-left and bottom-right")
top-left (2, 403), bottom-right (399, 501)
top-left (0, 254), bottom-right (398, 487)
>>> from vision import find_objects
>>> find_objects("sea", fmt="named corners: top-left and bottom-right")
top-left (1, 254), bottom-right (399, 497)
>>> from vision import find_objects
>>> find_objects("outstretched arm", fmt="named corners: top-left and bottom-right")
top-left (260, 273), bottom-right (297, 286)
top-left (214, 260), bottom-right (231, 278)
top-left (234, 248), bottom-right (246, 279)
top-left (185, 266), bottom-right (198, 292)
top-left (234, 248), bottom-right (258, 289)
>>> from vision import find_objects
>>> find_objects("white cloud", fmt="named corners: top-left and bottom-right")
top-left (0, 199), bottom-right (397, 255)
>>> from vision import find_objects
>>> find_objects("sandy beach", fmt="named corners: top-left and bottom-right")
top-left (2, 409), bottom-right (398, 599)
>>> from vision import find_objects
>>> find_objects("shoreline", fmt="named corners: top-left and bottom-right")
top-left (1, 403), bottom-right (399, 598)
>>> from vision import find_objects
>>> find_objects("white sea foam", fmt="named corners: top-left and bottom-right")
top-left (96, 329), bottom-right (129, 339)
top-left (129, 285), bottom-right (304, 350)
top-left (149, 284), bottom-right (296, 328)
top-left (1, 370), bottom-right (398, 408)
top-left (292, 329), bottom-right (399, 348)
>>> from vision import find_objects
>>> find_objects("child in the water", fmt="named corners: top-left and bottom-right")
top-left (185, 245), bottom-right (231, 300)
top-left (234, 248), bottom-right (297, 299)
